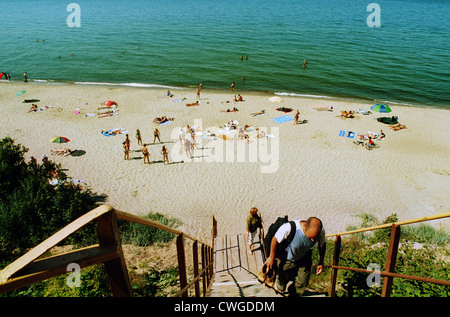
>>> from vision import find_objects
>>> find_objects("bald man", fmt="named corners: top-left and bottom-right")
top-left (265, 217), bottom-right (326, 296)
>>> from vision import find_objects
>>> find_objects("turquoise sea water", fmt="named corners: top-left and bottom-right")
top-left (0, 0), bottom-right (449, 107)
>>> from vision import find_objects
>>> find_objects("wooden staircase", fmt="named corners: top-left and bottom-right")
top-left (209, 233), bottom-right (282, 297)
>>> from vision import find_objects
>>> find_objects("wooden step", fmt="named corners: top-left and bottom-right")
top-left (210, 233), bottom-right (281, 297)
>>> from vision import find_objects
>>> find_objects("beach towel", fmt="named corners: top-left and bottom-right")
top-left (339, 130), bottom-right (355, 138)
top-left (311, 105), bottom-right (329, 111)
top-left (159, 120), bottom-right (172, 126)
top-left (276, 107), bottom-right (293, 113)
top-left (102, 128), bottom-right (128, 137)
top-left (272, 115), bottom-right (293, 124)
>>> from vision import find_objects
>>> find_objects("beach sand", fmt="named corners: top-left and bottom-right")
top-left (1, 82), bottom-right (449, 242)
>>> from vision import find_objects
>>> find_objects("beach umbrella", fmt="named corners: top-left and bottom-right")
top-left (50, 136), bottom-right (70, 144)
top-left (269, 96), bottom-right (283, 103)
top-left (16, 90), bottom-right (26, 97)
top-left (371, 103), bottom-right (392, 113)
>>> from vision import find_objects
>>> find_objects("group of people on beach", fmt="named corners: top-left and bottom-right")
top-left (178, 125), bottom-right (200, 159)
top-left (122, 129), bottom-right (169, 165)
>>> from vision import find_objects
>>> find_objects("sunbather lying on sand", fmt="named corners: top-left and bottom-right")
top-left (51, 148), bottom-right (73, 156)
top-left (361, 131), bottom-right (379, 139)
top-left (154, 116), bottom-right (175, 124)
top-left (340, 110), bottom-right (355, 118)
top-left (28, 104), bottom-right (38, 112)
top-left (186, 101), bottom-right (200, 107)
top-left (251, 110), bottom-right (265, 116)
top-left (221, 107), bottom-right (239, 113)
top-left (389, 123), bottom-right (407, 131)
top-left (28, 104), bottom-right (50, 112)
top-left (98, 111), bottom-right (119, 118)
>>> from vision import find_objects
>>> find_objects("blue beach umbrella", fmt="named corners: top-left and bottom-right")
top-left (371, 103), bottom-right (392, 113)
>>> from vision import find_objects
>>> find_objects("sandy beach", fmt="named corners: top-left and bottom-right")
top-left (1, 82), bottom-right (449, 241)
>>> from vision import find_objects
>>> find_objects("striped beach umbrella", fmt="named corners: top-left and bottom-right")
top-left (50, 136), bottom-right (70, 144)
top-left (371, 103), bottom-right (392, 113)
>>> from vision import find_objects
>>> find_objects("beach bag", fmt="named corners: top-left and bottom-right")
top-left (263, 216), bottom-right (296, 259)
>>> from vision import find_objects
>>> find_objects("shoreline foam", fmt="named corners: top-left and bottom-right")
top-left (2, 79), bottom-right (448, 111)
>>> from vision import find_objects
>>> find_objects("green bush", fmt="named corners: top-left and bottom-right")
top-left (130, 267), bottom-right (179, 297)
top-left (4, 265), bottom-right (112, 297)
top-left (119, 212), bottom-right (182, 247)
top-left (0, 137), bottom-right (101, 266)
top-left (337, 213), bottom-right (450, 297)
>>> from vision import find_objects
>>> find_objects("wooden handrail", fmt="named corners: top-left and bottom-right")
top-left (325, 211), bottom-right (450, 237)
top-left (0, 204), bottom-right (113, 284)
top-left (331, 265), bottom-right (450, 287)
top-left (0, 204), bottom-right (217, 298)
top-left (327, 211), bottom-right (450, 297)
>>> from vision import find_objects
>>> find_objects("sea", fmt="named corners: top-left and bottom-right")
top-left (0, 0), bottom-right (449, 108)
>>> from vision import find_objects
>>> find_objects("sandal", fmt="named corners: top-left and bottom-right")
top-left (257, 264), bottom-right (268, 283)
top-left (264, 267), bottom-right (276, 288)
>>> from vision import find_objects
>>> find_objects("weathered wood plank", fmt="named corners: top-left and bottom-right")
top-left (0, 204), bottom-right (113, 283)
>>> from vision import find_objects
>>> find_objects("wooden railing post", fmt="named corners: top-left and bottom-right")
top-left (176, 233), bottom-right (188, 297)
top-left (329, 235), bottom-right (342, 297)
top-left (192, 240), bottom-right (200, 297)
top-left (209, 246), bottom-right (214, 281)
top-left (97, 210), bottom-right (132, 297)
top-left (206, 246), bottom-right (212, 286)
top-left (201, 244), bottom-right (207, 296)
top-left (382, 224), bottom-right (401, 297)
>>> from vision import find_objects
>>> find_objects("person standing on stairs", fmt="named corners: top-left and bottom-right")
top-left (246, 207), bottom-right (263, 255)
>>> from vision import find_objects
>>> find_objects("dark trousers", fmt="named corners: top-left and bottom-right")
top-left (276, 250), bottom-right (312, 296)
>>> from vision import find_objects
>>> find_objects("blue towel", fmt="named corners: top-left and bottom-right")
top-left (102, 130), bottom-right (115, 137)
top-left (339, 130), bottom-right (346, 137)
top-left (347, 131), bottom-right (355, 138)
top-left (272, 115), bottom-right (293, 124)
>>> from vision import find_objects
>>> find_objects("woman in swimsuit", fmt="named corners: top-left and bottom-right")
top-left (136, 129), bottom-right (143, 146)
top-left (161, 145), bottom-right (169, 165)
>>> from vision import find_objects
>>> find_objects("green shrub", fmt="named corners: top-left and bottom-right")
top-left (0, 137), bottom-right (101, 265)
top-left (337, 213), bottom-right (450, 297)
top-left (130, 267), bottom-right (179, 297)
top-left (119, 212), bottom-right (182, 247)
top-left (4, 265), bottom-right (112, 297)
